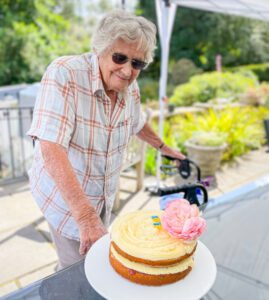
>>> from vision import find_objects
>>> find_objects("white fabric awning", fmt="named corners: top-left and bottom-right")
top-left (172, 0), bottom-right (269, 21)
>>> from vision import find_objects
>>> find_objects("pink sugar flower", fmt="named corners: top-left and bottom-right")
top-left (161, 199), bottom-right (206, 241)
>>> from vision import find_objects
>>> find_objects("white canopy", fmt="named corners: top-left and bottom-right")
top-left (155, 0), bottom-right (269, 185)
top-left (173, 0), bottom-right (269, 21)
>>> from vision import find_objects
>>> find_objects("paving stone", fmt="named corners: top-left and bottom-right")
top-left (35, 220), bottom-right (52, 244)
top-left (117, 189), bottom-right (154, 215)
top-left (0, 181), bottom-right (30, 198)
top-left (19, 262), bottom-right (57, 287)
top-left (0, 192), bottom-right (43, 232)
top-left (0, 225), bottom-right (57, 284)
top-left (0, 281), bottom-right (19, 297)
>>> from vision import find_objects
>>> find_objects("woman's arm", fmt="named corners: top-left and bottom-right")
top-left (136, 122), bottom-right (185, 160)
top-left (40, 140), bottom-right (107, 255)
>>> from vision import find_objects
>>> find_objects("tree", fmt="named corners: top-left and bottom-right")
top-left (0, 0), bottom-right (90, 85)
top-left (136, 1), bottom-right (269, 80)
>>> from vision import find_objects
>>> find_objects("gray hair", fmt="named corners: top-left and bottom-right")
top-left (92, 10), bottom-right (157, 64)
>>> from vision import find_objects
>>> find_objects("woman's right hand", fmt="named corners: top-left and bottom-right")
top-left (75, 205), bottom-right (108, 256)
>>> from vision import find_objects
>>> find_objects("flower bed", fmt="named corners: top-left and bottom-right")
top-left (145, 106), bottom-right (269, 175)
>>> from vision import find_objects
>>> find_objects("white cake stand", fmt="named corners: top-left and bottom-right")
top-left (84, 234), bottom-right (217, 300)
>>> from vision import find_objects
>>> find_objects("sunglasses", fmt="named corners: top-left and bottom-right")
top-left (112, 53), bottom-right (148, 70)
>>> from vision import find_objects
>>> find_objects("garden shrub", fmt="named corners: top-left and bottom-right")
top-left (172, 107), bottom-right (269, 161)
top-left (187, 131), bottom-right (227, 147)
top-left (228, 63), bottom-right (269, 82)
top-left (171, 58), bottom-right (202, 85)
top-left (137, 77), bottom-right (159, 103)
top-left (170, 71), bottom-right (258, 106)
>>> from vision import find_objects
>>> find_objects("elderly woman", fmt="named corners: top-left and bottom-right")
top-left (27, 10), bottom-right (185, 270)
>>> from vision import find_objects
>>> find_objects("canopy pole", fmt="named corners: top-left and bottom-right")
top-left (155, 0), bottom-right (177, 187)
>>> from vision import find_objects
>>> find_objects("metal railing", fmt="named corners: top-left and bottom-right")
top-left (0, 107), bottom-right (34, 184)
top-left (0, 84), bottom-right (29, 100)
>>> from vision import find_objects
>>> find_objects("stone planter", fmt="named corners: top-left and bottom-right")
top-left (185, 140), bottom-right (227, 178)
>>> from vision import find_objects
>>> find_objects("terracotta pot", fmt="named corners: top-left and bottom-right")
top-left (185, 140), bottom-right (227, 178)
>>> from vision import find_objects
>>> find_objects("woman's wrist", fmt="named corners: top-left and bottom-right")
top-left (158, 142), bottom-right (165, 151)
top-left (72, 200), bottom-right (96, 223)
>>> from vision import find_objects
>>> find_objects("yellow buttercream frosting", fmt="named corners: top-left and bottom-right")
top-left (111, 210), bottom-right (197, 261)
top-left (111, 245), bottom-right (194, 275)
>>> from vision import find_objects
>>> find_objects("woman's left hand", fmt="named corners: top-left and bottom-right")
top-left (160, 144), bottom-right (185, 161)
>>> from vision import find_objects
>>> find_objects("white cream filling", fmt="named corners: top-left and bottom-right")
top-left (111, 246), bottom-right (194, 275)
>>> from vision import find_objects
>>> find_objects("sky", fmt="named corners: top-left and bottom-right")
top-left (77, 0), bottom-right (138, 18)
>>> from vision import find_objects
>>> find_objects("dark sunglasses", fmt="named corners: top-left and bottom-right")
top-left (112, 53), bottom-right (148, 70)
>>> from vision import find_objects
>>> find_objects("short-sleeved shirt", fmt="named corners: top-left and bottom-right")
top-left (27, 53), bottom-right (145, 241)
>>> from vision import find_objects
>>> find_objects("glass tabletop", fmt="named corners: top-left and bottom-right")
top-left (202, 186), bottom-right (269, 300)
top-left (2, 259), bottom-right (105, 300)
top-left (3, 184), bottom-right (269, 300)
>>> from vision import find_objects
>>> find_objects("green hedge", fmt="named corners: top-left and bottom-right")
top-left (137, 78), bottom-right (159, 103)
top-left (227, 63), bottom-right (269, 82)
top-left (170, 71), bottom-right (258, 106)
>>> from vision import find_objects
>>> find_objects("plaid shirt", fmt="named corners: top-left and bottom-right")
top-left (27, 53), bottom-right (145, 240)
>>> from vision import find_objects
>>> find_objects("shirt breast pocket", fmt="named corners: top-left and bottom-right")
top-left (114, 117), bottom-right (133, 153)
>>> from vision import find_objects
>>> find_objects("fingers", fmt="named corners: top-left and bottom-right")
top-left (77, 212), bottom-right (108, 256)
top-left (79, 238), bottom-right (91, 255)
top-left (90, 227), bottom-right (107, 244)
top-left (79, 226), bottom-right (107, 255)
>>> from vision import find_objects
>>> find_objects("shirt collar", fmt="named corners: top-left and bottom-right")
top-left (90, 53), bottom-right (105, 96)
